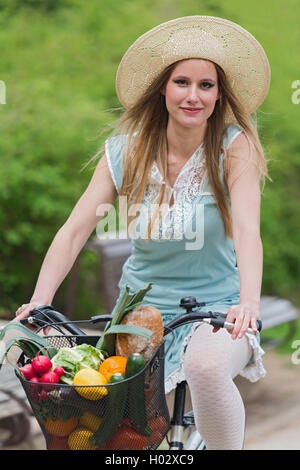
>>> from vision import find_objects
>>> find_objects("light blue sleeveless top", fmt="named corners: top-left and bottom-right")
top-left (105, 124), bottom-right (256, 389)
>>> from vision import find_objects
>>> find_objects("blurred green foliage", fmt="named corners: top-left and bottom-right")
top-left (0, 0), bottom-right (299, 325)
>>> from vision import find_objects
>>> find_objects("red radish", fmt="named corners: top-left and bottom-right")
top-left (31, 351), bottom-right (52, 375)
top-left (39, 389), bottom-right (49, 401)
top-left (29, 376), bottom-right (41, 402)
top-left (53, 367), bottom-right (65, 377)
top-left (29, 376), bottom-right (40, 383)
top-left (18, 363), bottom-right (36, 380)
top-left (39, 371), bottom-right (59, 391)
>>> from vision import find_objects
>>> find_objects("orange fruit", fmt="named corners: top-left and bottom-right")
top-left (99, 356), bottom-right (127, 381)
top-left (45, 415), bottom-right (78, 437)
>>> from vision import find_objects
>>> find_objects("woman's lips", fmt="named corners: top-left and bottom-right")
top-left (181, 107), bottom-right (203, 114)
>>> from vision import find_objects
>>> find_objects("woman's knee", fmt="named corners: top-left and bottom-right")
top-left (183, 349), bottom-right (226, 387)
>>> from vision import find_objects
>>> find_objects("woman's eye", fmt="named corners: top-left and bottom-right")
top-left (173, 79), bottom-right (186, 85)
top-left (202, 82), bottom-right (214, 88)
top-left (173, 80), bottom-right (213, 88)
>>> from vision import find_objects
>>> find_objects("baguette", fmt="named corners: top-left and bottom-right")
top-left (115, 305), bottom-right (164, 361)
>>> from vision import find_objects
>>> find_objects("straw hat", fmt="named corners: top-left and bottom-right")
top-left (116, 16), bottom-right (271, 123)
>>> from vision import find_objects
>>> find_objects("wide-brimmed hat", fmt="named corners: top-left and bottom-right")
top-left (116, 16), bottom-right (271, 123)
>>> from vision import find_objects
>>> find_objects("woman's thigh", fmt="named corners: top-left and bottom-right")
top-left (183, 323), bottom-right (252, 380)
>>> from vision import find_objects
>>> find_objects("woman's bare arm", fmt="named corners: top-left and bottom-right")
top-left (16, 154), bottom-right (118, 320)
top-left (223, 132), bottom-right (262, 338)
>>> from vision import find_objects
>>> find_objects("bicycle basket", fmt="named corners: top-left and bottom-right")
top-left (17, 334), bottom-right (170, 450)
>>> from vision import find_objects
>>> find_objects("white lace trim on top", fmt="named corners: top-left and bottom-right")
top-left (142, 143), bottom-right (211, 240)
top-left (164, 322), bottom-right (266, 395)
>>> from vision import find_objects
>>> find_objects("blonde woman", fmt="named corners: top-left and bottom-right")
top-left (16, 16), bottom-right (271, 449)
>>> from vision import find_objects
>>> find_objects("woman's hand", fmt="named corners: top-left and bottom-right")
top-left (15, 301), bottom-right (43, 322)
top-left (15, 300), bottom-right (51, 334)
top-left (212, 302), bottom-right (260, 339)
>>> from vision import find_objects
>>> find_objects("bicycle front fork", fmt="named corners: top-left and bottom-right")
top-left (168, 381), bottom-right (188, 450)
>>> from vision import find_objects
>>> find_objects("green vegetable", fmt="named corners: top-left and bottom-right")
top-left (31, 399), bottom-right (81, 425)
top-left (0, 321), bottom-right (58, 372)
top-left (96, 283), bottom-right (153, 356)
top-left (125, 353), bottom-right (151, 436)
top-left (89, 372), bottom-right (128, 446)
top-left (50, 344), bottom-right (106, 385)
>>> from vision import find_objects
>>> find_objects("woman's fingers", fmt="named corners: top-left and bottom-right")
top-left (15, 302), bottom-right (40, 331)
top-left (225, 308), bottom-right (236, 334)
top-left (235, 314), bottom-right (251, 339)
top-left (212, 326), bottom-right (220, 333)
top-left (43, 326), bottom-right (51, 335)
top-left (250, 316), bottom-right (258, 334)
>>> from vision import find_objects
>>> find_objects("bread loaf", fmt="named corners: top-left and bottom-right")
top-left (115, 305), bottom-right (164, 361)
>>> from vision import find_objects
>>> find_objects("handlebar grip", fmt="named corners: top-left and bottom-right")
top-left (256, 319), bottom-right (262, 332)
top-left (217, 313), bottom-right (262, 332)
top-left (21, 306), bottom-right (85, 336)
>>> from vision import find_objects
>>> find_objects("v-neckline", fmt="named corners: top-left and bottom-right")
top-left (154, 142), bottom-right (204, 190)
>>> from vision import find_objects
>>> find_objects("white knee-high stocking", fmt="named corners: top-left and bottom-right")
top-left (183, 323), bottom-right (252, 450)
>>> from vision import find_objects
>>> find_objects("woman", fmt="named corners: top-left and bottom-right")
top-left (16, 16), bottom-right (271, 449)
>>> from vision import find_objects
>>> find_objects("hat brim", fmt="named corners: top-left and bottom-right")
top-left (116, 15), bottom-right (271, 120)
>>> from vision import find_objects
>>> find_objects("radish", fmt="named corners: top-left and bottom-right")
top-left (31, 350), bottom-right (52, 376)
top-left (29, 376), bottom-right (40, 383)
top-left (18, 363), bottom-right (36, 380)
top-left (39, 389), bottom-right (49, 401)
top-left (29, 376), bottom-right (41, 402)
top-left (53, 366), bottom-right (65, 377)
top-left (39, 371), bottom-right (59, 391)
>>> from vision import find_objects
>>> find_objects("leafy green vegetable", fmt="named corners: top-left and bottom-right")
top-left (96, 283), bottom-right (153, 356)
top-left (51, 343), bottom-right (106, 385)
top-left (0, 320), bottom-right (58, 372)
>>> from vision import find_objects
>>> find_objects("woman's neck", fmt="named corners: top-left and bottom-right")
top-left (166, 119), bottom-right (207, 160)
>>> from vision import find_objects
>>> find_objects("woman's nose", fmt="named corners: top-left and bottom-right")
top-left (186, 84), bottom-right (200, 103)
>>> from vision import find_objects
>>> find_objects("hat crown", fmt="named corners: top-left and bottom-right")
top-left (161, 27), bottom-right (227, 69)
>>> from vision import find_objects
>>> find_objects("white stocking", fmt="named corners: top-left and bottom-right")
top-left (183, 323), bottom-right (252, 450)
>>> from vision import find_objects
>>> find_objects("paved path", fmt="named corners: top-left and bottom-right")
top-left (238, 349), bottom-right (300, 450)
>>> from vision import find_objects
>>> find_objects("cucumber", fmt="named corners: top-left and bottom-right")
top-left (89, 372), bottom-right (128, 446)
top-left (125, 353), bottom-right (151, 436)
top-left (125, 353), bottom-right (146, 377)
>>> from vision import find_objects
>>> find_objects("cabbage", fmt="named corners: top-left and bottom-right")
top-left (51, 343), bottom-right (106, 385)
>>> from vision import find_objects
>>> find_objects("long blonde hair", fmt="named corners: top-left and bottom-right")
top-left (82, 59), bottom-right (272, 240)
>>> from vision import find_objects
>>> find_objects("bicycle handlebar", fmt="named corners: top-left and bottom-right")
top-left (20, 297), bottom-right (262, 338)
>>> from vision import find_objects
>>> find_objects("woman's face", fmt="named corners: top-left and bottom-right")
top-left (161, 59), bottom-right (220, 129)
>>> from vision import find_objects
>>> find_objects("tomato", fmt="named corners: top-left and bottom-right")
top-left (47, 435), bottom-right (69, 450)
top-left (103, 417), bottom-right (165, 450)
top-left (105, 424), bottom-right (149, 450)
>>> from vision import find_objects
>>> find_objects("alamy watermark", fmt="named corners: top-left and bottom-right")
top-left (95, 196), bottom-right (205, 250)
top-left (291, 339), bottom-right (300, 365)
top-left (0, 80), bottom-right (6, 104)
top-left (291, 80), bottom-right (300, 104)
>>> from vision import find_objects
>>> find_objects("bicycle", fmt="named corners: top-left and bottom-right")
top-left (17, 296), bottom-right (262, 451)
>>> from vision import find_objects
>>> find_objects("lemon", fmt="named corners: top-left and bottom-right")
top-left (73, 369), bottom-right (108, 400)
top-left (79, 412), bottom-right (102, 432)
top-left (68, 427), bottom-right (98, 450)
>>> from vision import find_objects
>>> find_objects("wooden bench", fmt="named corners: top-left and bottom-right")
top-left (86, 234), bottom-right (299, 349)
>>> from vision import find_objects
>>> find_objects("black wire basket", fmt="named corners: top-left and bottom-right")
top-left (17, 334), bottom-right (171, 450)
